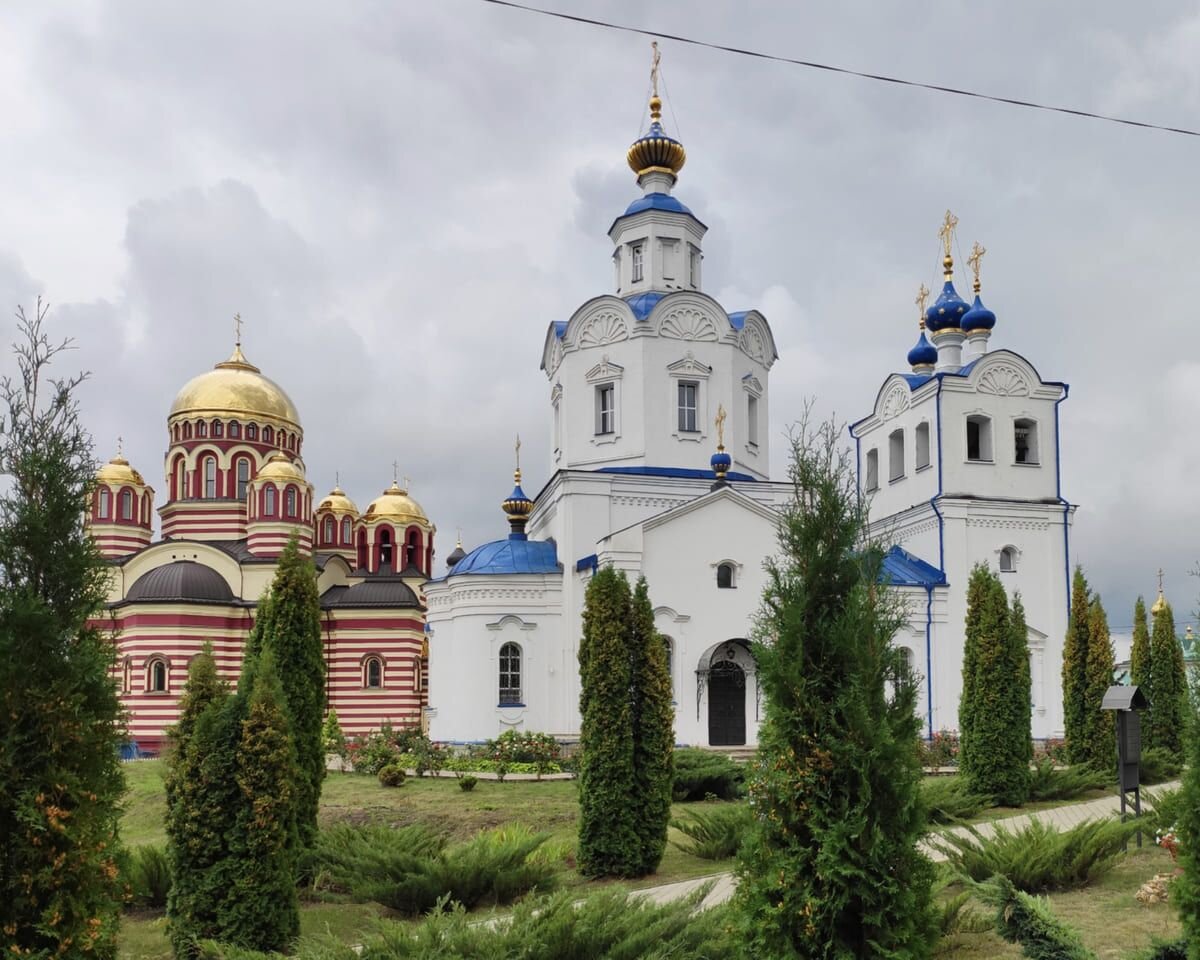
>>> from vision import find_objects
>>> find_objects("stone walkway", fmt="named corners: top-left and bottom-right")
top-left (633, 783), bottom-right (1178, 910)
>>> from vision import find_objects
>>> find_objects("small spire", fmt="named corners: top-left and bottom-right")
top-left (116, 435), bottom-right (124, 458)
top-left (234, 311), bottom-right (243, 349)
top-left (1152, 567), bottom-right (1167, 615)
top-left (514, 433), bottom-right (522, 484)
top-left (967, 241), bottom-right (987, 296)
top-left (647, 41), bottom-right (663, 126)
top-left (916, 283), bottom-right (930, 324)
top-left (938, 210), bottom-right (959, 282)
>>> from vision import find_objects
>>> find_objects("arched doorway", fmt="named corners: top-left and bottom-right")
top-left (708, 658), bottom-right (746, 746)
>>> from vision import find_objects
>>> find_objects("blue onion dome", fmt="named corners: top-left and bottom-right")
top-left (710, 450), bottom-right (732, 475)
top-left (501, 467), bottom-right (534, 540)
top-left (907, 324), bottom-right (938, 368)
top-left (924, 279), bottom-right (970, 332)
top-left (962, 293), bottom-right (996, 332)
top-left (627, 96), bottom-right (686, 180)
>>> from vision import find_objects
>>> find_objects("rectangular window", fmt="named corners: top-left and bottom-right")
top-left (747, 395), bottom-right (759, 446)
top-left (236, 459), bottom-right (250, 501)
top-left (661, 239), bottom-right (676, 280)
top-left (612, 249), bottom-right (621, 291)
top-left (865, 449), bottom-right (879, 491)
top-left (98, 488), bottom-right (110, 519)
top-left (888, 429), bottom-right (905, 482)
top-left (1014, 419), bottom-right (1039, 464)
top-left (204, 458), bottom-right (217, 498)
top-left (631, 243), bottom-right (644, 283)
top-left (915, 421), bottom-right (931, 470)
top-left (595, 384), bottom-right (615, 435)
top-left (120, 490), bottom-right (132, 520)
top-left (967, 416), bottom-right (993, 462)
top-left (677, 380), bottom-right (698, 432)
top-left (689, 245), bottom-right (699, 286)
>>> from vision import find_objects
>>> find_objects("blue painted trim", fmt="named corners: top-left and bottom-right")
top-left (932, 376), bottom-right (946, 572)
top-left (497, 702), bottom-right (527, 708)
top-left (924, 584), bottom-right (934, 740)
top-left (575, 554), bottom-right (598, 573)
top-left (594, 465), bottom-right (757, 482)
top-left (1054, 383), bottom-right (1072, 611)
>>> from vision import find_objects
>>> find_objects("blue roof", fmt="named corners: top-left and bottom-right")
top-left (442, 537), bottom-right (561, 578)
top-left (553, 320), bottom-right (567, 339)
top-left (620, 192), bottom-right (695, 218)
top-left (575, 554), bottom-right (598, 573)
top-left (727, 311), bottom-right (749, 331)
top-left (880, 546), bottom-right (946, 588)
top-left (625, 291), bottom-right (666, 320)
top-left (596, 465), bottom-right (757, 482)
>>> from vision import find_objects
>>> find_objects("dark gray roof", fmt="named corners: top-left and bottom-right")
top-left (320, 575), bottom-right (421, 610)
top-left (126, 561), bottom-right (237, 604)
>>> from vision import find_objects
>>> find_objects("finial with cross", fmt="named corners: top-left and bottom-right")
top-left (392, 460), bottom-right (399, 485)
top-left (915, 283), bottom-right (930, 328)
top-left (967, 241), bottom-right (987, 295)
top-left (335, 470), bottom-right (340, 489)
top-left (715, 404), bottom-right (727, 451)
top-left (1158, 567), bottom-right (1165, 594)
top-left (234, 312), bottom-right (243, 348)
top-left (938, 210), bottom-right (958, 280)
top-left (650, 41), bottom-right (661, 99)
top-left (116, 435), bottom-right (123, 458)
top-left (514, 434), bottom-right (522, 482)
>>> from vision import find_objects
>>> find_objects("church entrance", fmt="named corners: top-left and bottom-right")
top-left (707, 659), bottom-right (746, 746)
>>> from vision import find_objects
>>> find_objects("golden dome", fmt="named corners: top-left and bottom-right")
top-left (96, 454), bottom-right (145, 487)
top-left (317, 485), bottom-right (359, 516)
top-left (169, 345), bottom-right (301, 430)
top-left (365, 481), bottom-right (429, 527)
top-left (256, 451), bottom-right (306, 484)
top-left (1152, 589), bottom-right (1167, 616)
top-left (626, 96), bottom-right (686, 179)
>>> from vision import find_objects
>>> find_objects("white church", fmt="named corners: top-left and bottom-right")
top-left (425, 73), bottom-right (1073, 747)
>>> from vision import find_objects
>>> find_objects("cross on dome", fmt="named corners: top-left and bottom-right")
top-left (915, 283), bottom-right (930, 323)
top-left (938, 210), bottom-right (959, 280)
top-left (967, 242), bottom-right (987, 295)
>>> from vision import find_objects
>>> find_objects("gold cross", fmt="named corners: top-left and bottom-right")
top-left (116, 435), bottom-right (123, 458)
top-left (715, 404), bottom-right (727, 450)
top-left (938, 210), bottom-right (959, 259)
top-left (650, 41), bottom-right (661, 99)
top-left (915, 283), bottom-right (930, 320)
top-left (335, 470), bottom-right (340, 489)
top-left (515, 434), bottom-right (522, 472)
top-left (967, 241), bottom-right (986, 294)
top-left (1158, 567), bottom-right (1164, 593)
top-left (392, 460), bottom-right (399, 484)
top-left (234, 312), bottom-right (243, 347)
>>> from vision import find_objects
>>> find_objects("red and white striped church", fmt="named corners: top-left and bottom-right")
top-left (89, 339), bottom-right (432, 753)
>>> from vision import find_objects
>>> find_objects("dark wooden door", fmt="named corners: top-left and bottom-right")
top-left (708, 659), bottom-right (746, 746)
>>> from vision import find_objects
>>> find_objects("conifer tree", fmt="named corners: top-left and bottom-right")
top-left (1169, 682), bottom-right (1200, 955)
top-left (1080, 597), bottom-right (1115, 772)
top-left (629, 576), bottom-right (674, 875)
top-left (1010, 593), bottom-right (1034, 774)
top-left (217, 649), bottom-right (301, 951)
top-left (0, 304), bottom-right (126, 957)
top-left (253, 537), bottom-right (324, 849)
top-left (1149, 601), bottom-right (1185, 759)
top-left (1061, 567), bottom-right (1091, 763)
top-left (1129, 596), bottom-right (1151, 692)
top-left (733, 419), bottom-right (934, 958)
top-left (166, 648), bottom-right (239, 956)
top-left (959, 571), bottom-right (1030, 805)
top-left (577, 566), bottom-right (638, 877)
top-left (958, 564), bottom-right (994, 783)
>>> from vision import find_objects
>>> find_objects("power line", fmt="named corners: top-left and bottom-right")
top-left (479, 0), bottom-right (1200, 140)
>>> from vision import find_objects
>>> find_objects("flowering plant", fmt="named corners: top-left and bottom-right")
top-left (1156, 825), bottom-right (1180, 862)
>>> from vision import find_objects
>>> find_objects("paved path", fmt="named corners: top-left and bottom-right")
top-left (633, 782), bottom-right (1179, 910)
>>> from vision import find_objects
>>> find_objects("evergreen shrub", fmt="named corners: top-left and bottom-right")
top-left (1062, 567), bottom-right (1092, 764)
top-left (1141, 747), bottom-right (1183, 786)
top-left (458, 775), bottom-right (477, 792)
top-left (670, 803), bottom-right (753, 860)
top-left (378, 764), bottom-right (406, 787)
top-left (1027, 759), bottom-right (1109, 802)
top-left (128, 843), bottom-right (173, 909)
top-left (920, 776), bottom-right (990, 824)
top-left (671, 747), bottom-right (744, 801)
top-left (932, 816), bottom-right (1141, 892)
top-left (971, 875), bottom-right (1096, 960)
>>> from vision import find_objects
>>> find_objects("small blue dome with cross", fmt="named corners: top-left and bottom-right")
top-left (907, 329), bottom-right (937, 368)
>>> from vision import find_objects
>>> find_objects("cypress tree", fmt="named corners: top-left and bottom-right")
top-left (1010, 593), bottom-right (1034, 774)
top-left (958, 564), bottom-right (994, 783)
top-left (1061, 567), bottom-right (1091, 763)
top-left (629, 576), bottom-right (674, 875)
top-left (733, 419), bottom-right (935, 958)
top-left (165, 648), bottom-right (239, 957)
top-left (960, 572), bottom-right (1029, 806)
top-left (217, 649), bottom-right (301, 951)
top-left (1169, 684), bottom-right (1200, 956)
top-left (1130, 596), bottom-right (1151, 693)
top-left (577, 566), bottom-right (638, 878)
top-left (254, 536), bottom-right (325, 849)
top-left (1149, 602), bottom-right (1186, 760)
top-left (1080, 597), bottom-right (1115, 772)
top-left (0, 304), bottom-right (126, 957)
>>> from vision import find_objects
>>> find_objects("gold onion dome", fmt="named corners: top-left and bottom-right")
top-left (626, 96), bottom-right (686, 179)
top-left (1152, 589), bottom-right (1167, 616)
top-left (170, 344), bottom-right (302, 430)
top-left (256, 451), bottom-right (306, 484)
top-left (317, 485), bottom-right (359, 516)
top-left (96, 454), bottom-right (144, 486)
top-left (365, 481), bottom-right (429, 527)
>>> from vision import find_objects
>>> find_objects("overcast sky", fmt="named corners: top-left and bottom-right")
top-left (1, 1), bottom-right (1197, 631)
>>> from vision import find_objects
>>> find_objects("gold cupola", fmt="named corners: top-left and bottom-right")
top-left (96, 453), bottom-right (145, 487)
top-left (365, 481), bottom-right (430, 529)
top-left (317, 483), bottom-right (359, 517)
top-left (169, 337), bottom-right (302, 432)
top-left (626, 42), bottom-right (686, 181)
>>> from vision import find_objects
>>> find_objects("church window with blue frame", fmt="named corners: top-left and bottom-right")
top-left (678, 380), bottom-right (699, 432)
top-left (631, 242), bottom-right (644, 283)
top-left (499, 642), bottom-right (522, 705)
top-left (596, 384), bottom-right (615, 435)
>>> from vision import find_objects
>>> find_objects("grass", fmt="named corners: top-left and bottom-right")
top-left (935, 847), bottom-right (1182, 958)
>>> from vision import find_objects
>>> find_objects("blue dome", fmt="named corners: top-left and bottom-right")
top-left (446, 538), bottom-right (560, 577)
top-left (962, 294), bottom-right (996, 332)
top-left (906, 330), bottom-right (937, 368)
top-left (710, 451), bottom-right (732, 472)
top-left (622, 192), bottom-right (694, 218)
top-left (924, 280), bottom-right (970, 332)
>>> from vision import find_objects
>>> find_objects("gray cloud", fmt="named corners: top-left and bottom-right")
top-left (1, 1), bottom-right (1197, 625)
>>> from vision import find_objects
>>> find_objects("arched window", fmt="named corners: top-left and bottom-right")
top-left (264, 485), bottom-right (276, 517)
top-left (323, 516), bottom-right (334, 544)
top-left (121, 657), bottom-right (132, 694)
top-left (246, 423), bottom-right (258, 441)
top-left (98, 488), bottom-right (110, 519)
top-left (262, 426), bottom-right (274, 446)
top-left (228, 421), bottom-right (240, 439)
top-left (357, 529), bottom-right (367, 569)
top-left (285, 486), bottom-right (297, 518)
top-left (204, 456), bottom-right (217, 498)
top-left (363, 656), bottom-right (383, 689)
top-left (120, 489), bottom-right (133, 520)
top-left (1014, 418), bottom-right (1039, 465)
top-left (173, 424), bottom-right (181, 442)
top-left (413, 656), bottom-right (423, 693)
top-left (342, 517), bottom-right (352, 544)
top-left (865, 448), bottom-right (879, 491)
top-left (279, 431), bottom-right (288, 449)
top-left (406, 530), bottom-right (421, 571)
top-left (196, 420), bottom-right (207, 438)
top-left (147, 657), bottom-right (168, 693)
top-left (183, 422), bottom-right (193, 440)
top-left (999, 547), bottom-right (1017, 573)
top-left (663, 635), bottom-right (674, 695)
top-left (888, 428), bottom-right (905, 482)
top-left (211, 419), bottom-right (223, 438)
top-left (498, 642), bottom-right (522, 705)
top-left (717, 562), bottom-right (735, 589)
top-left (915, 421), bottom-right (931, 471)
top-left (236, 458), bottom-right (250, 501)
top-left (379, 528), bottom-right (393, 569)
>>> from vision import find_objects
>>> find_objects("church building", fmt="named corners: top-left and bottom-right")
top-left (850, 215), bottom-right (1074, 740)
top-left (91, 340), bottom-right (434, 752)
